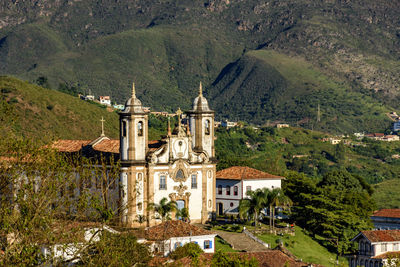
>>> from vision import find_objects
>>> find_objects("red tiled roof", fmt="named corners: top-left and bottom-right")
top-left (372, 209), bottom-right (400, 219)
top-left (372, 251), bottom-right (400, 259)
top-left (93, 139), bottom-right (120, 153)
top-left (216, 166), bottom-right (284, 180)
top-left (361, 230), bottom-right (400, 242)
top-left (149, 251), bottom-right (309, 267)
top-left (145, 220), bottom-right (213, 241)
top-left (52, 140), bottom-right (91, 152)
top-left (53, 138), bottom-right (161, 154)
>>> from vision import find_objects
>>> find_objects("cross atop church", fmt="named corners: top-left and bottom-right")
top-left (176, 107), bottom-right (183, 118)
top-left (199, 81), bottom-right (203, 97)
top-left (100, 116), bottom-right (105, 136)
top-left (132, 82), bottom-right (136, 99)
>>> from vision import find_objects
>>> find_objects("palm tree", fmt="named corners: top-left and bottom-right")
top-left (147, 197), bottom-right (177, 222)
top-left (269, 188), bottom-right (293, 231)
top-left (175, 207), bottom-right (190, 222)
top-left (239, 188), bottom-right (269, 233)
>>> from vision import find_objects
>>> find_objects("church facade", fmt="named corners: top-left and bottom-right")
top-left (119, 83), bottom-right (216, 227)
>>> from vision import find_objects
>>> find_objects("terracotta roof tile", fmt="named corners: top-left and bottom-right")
top-left (372, 251), bottom-right (400, 259)
top-left (150, 251), bottom-right (309, 267)
top-left (52, 140), bottom-right (91, 152)
top-left (93, 139), bottom-right (120, 153)
top-left (145, 220), bottom-right (213, 241)
top-left (216, 166), bottom-right (284, 180)
top-left (53, 138), bottom-right (161, 154)
top-left (372, 209), bottom-right (400, 219)
top-left (362, 230), bottom-right (400, 242)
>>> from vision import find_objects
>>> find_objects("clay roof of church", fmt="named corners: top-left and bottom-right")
top-left (52, 140), bottom-right (91, 152)
top-left (372, 209), bottom-right (400, 218)
top-left (145, 220), bottom-right (213, 241)
top-left (53, 138), bottom-right (162, 154)
top-left (92, 139), bottom-right (120, 153)
top-left (360, 230), bottom-right (400, 243)
top-left (216, 166), bottom-right (284, 180)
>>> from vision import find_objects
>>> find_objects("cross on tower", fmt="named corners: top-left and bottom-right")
top-left (100, 116), bottom-right (105, 136)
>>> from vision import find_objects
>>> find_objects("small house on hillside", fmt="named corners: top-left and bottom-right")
top-left (215, 166), bottom-right (284, 215)
top-left (372, 209), bottom-right (400, 230)
top-left (348, 230), bottom-right (400, 266)
top-left (99, 96), bottom-right (111, 106)
top-left (144, 220), bottom-right (216, 256)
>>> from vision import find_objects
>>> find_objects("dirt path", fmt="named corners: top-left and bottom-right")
top-left (212, 229), bottom-right (270, 252)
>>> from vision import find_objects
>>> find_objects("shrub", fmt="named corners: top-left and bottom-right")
top-left (169, 242), bottom-right (203, 260)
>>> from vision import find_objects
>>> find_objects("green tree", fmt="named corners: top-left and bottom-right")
top-left (176, 207), bottom-right (190, 222)
top-left (239, 188), bottom-right (269, 233)
top-left (210, 250), bottom-right (258, 267)
top-left (80, 231), bottom-right (151, 266)
top-left (148, 197), bottom-right (177, 222)
top-left (269, 188), bottom-right (292, 231)
top-left (169, 242), bottom-right (203, 260)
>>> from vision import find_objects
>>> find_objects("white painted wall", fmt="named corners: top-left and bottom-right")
top-left (158, 235), bottom-right (216, 256)
top-left (153, 170), bottom-right (203, 221)
top-left (242, 179), bottom-right (282, 197)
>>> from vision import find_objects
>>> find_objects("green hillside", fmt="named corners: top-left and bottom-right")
top-left (1, 0), bottom-right (399, 133)
top-left (0, 76), bottom-right (119, 140)
top-left (216, 126), bottom-right (400, 185)
top-left (210, 50), bottom-right (393, 133)
top-left (373, 179), bottom-right (400, 209)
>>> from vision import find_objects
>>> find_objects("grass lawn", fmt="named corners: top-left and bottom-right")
top-left (214, 236), bottom-right (237, 253)
top-left (257, 226), bottom-right (347, 267)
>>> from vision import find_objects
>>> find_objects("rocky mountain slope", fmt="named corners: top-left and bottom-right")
top-left (1, 0), bottom-right (399, 133)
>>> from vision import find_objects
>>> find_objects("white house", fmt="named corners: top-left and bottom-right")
top-left (144, 220), bottom-right (216, 256)
top-left (348, 230), bottom-right (400, 267)
top-left (99, 96), bottom-right (111, 106)
top-left (372, 209), bottom-right (400, 230)
top-left (215, 166), bottom-right (284, 215)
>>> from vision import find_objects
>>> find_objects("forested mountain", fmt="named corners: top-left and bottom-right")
top-left (1, 0), bottom-right (399, 133)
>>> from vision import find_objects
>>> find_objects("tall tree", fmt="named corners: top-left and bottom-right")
top-left (239, 188), bottom-right (269, 233)
top-left (269, 188), bottom-right (293, 231)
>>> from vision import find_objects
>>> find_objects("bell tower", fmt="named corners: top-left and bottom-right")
top-left (119, 83), bottom-right (148, 226)
top-left (187, 82), bottom-right (215, 159)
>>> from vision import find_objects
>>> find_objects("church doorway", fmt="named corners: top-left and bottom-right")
top-left (176, 200), bottom-right (186, 220)
top-left (177, 200), bottom-right (185, 210)
top-left (217, 203), bottom-right (223, 216)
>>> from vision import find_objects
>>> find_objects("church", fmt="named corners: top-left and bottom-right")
top-left (118, 82), bottom-right (217, 227)
top-left (52, 82), bottom-right (216, 227)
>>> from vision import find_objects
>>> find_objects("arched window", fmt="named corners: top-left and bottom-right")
top-left (226, 186), bottom-right (231, 195)
top-left (122, 121), bottom-right (127, 137)
top-left (205, 119), bottom-right (210, 135)
top-left (138, 121), bottom-right (143, 136)
top-left (159, 175), bottom-right (166, 190)
top-left (191, 174), bottom-right (197, 189)
top-left (234, 186), bottom-right (238, 196)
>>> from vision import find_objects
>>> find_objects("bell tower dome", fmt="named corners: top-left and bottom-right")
top-left (119, 83), bottom-right (148, 162)
top-left (187, 82), bottom-right (215, 159)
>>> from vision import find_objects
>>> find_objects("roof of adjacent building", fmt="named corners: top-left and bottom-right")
top-left (52, 140), bottom-right (92, 152)
top-left (145, 220), bottom-right (213, 241)
top-left (149, 250), bottom-right (310, 267)
top-left (216, 166), bottom-right (284, 180)
top-left (372, 209), bottom-right (400, 219)
top-left (92, 139), bottom-right (119, 153)
top-left (372, 251), bottom-right (400, 259)
top-left (359, 230), bottom-right (400, 242)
